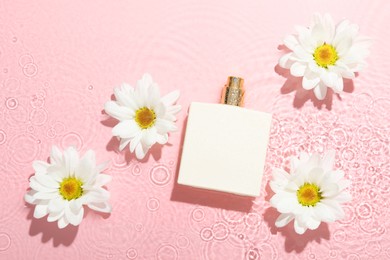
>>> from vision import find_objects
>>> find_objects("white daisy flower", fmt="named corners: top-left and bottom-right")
top-left (279, 13), bottom-right (370, 100)
top-left (24, 146), bottom-right (112, 229)
top-left (104, 73), bottom-right (181, 160)
top-left (269, 150), bottom-right (351, 234)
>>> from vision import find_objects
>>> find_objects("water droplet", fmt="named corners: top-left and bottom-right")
top-left (342, 149), bottom-right (355, 161)
top-left (135, 223), bottom-right (143, 232)
top-left (18, 53), bottom-right (34, 67)
top-left (132, 164), bottom-right (141, 176)
top-left (329, 128), bottom-right (348, 147)
top-left (244, 213), bottom-right (261, 228)
top-left (88, 85), bottom-right (93, 90)
top-left (329, 250), bottom-right (338, 258)
top-left (191, 208), bottom-right (205, 222)
top-left (4, 78), bottom-right (21, 92)
top-left (146, 198), bottom-right (160, 211)
top-left (346, 254), bottom-right (360, 260)
top-left (0, 233), bottom-right (11, 251)
top-left (47, 128), bottom-right (56, 138)
top-left (150, 165), bottom-right (171, 186)
top-left (12, 37), bottom-right (17, 42)
top-left (52, 122), bottom-right (65, 135)
top-left (238, 234), bottom-right (244, 240)
top-left (356, 202), bottom-right (373, 219)
top-left (156, 245), bottom-right (178, 260)
top-left (353, 93), bottom-right (373, 113)
top-left (61, 132), bottom-right (83, 151)
top-left (0, 130), bottom-right (6, 145)
top-left (5, 97), bottom-right (18, 110)
top-left (309, 253), bottom-right (316, 259)
top-left (9, 134), bottom-right (40, 164)
top-left (368, 189), bottom-right (377, 199)
top-left (3, 68), bottom-right (8, 73)
top-left (30, 108), bottom-right (48, 126)
top-left (176, 236), bottom-right (189, 249)
top-left (37, 139), bottom-right (41, 144)
top-left (367, 98), bottom-right (390, 130)
top-left (246, 249), bottom-right (259, 260)
top-left (200, 227), bottom-right (213, 241)
top-left (365, 240), bottom-right (381, 257)
top-left (23, 63), bottom-right (38, 77)
top-left (126, 248), bottom-right (138, 259)
top-left (356, 126), bottom-right (372, 141)
top-left (333, 229), bottom-right (346, 242)
top-left (212, 222), bottom-right (229, 241)
top-left (30, 95), bottom-right (45, 108)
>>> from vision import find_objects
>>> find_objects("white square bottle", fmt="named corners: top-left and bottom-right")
top-left (178, 77), bottom-right (272, 197)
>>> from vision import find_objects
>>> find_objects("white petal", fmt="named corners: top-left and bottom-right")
top-left (130, 133), bottom-right (142, 153)
top-left (302, 72), bottom-right (320, 90)
top-left (294, 219), bottom-right (307, 234)
top-left (290, 62), bottom-right (306, 77)
top-left (47, 211), bottom-right (64, 222)
top-left (142, 128), bottom-right (158, 147)
top-left (32, 161), bottom-right (49, 175)
top-left (63, 147), bottom-right (79, 177)
top-left (119, 138), bottom-right (131, 151)
top-left (279, 53), bottom-right (294, 69)
top-left (57, 215), bottom-right (70, 229)
top-left (166, 105), bottom-right (182, 116)
top-left (75, 149), bottom-right (95, 182)
top-left (320, 183), bottom-right (339, 197)
top-left (313, 202), bottom-right (336, 222)
top-left (114, 86), bottom-right (137, 110)
top-left (322, 150), bottom-right (335, 171)
top-left (332, 75), bottom-right (344, 93)
top-left (66, 201), bottom-right (84, 226)
top-left (155, 118), bottom-right (178, 132)
top-left (112, 120), bottom-right (140, 138)
top-left (104, 101), bottom-right (134, 121)
top-left (84, 188), bottom-right (110, 203)
top-left (161, 90), bottom-right (180, 107)
top-left (34, 174), bottom-right (59, 189)
top-left (135, 143), bottom-right (148, 159)
top-left (336, 37), bottom-right (352, 56)
top-left (25, 190), bottom-right (37, 204)
top-left (48, 197), bottom-right (66, 212)
top-left (87, 202), bottom-right (112, 213)
top-left (321, 71), bottom-right (339, 89)
top-left (270, 193), bottom-right (297, 213)
top-left (95, 174), bottom-right (112, 187)
top-left (313, 83), bottom-right (328, 100)
top-left (29, 177), bottom-right (58, 193)
top-left (33, 191), bottom-right (60, 200)
top-left (156, 133), bottom-right (168, 145)
top-left (50, 146), bottom-right (63, 165)
top-left (34, 204), bottom-right (48, 219)
top-left (284, 34), bottom-right (299, 50)
top-left (275, 213), bottom-right (294, 228)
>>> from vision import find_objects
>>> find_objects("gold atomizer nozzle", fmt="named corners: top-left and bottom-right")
top-left (220, 76), bottom-right (245, 106)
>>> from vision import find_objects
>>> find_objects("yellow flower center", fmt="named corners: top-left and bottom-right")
top-left (297, 183), bottom-right (322, 207)
top-left (59, 177), bottom-right (83, 201)
top-left (313, 43), bottom-right (338, 68)
top-left (135, 107), bottom-right (156, 129)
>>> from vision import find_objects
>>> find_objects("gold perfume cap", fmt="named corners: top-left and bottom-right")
top-left (220, 76), bottom-right (245, 106)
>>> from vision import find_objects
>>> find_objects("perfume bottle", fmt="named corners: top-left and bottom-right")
top-left (178, 76), bottom-right (272, 197)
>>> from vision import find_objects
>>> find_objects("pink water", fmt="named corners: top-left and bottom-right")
top-left (0, 0), bottom-right (389, 259)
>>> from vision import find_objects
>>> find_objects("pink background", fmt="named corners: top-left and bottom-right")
top-left (0, 0), bottom-right (390, 259)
